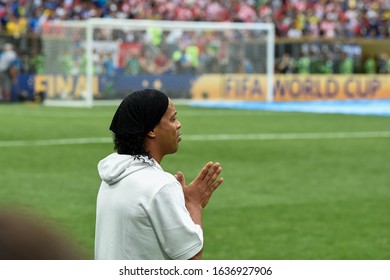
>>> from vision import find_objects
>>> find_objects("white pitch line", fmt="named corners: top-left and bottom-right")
top-left (185, 131), bottom-right (390, 141)
top-left (0, 137), bottom-right (112, 147)
top-left (1, 131), bottom-right (390, 147)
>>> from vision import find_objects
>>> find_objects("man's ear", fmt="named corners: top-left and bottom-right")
top-left (146, 130), bottom-right (156, 139)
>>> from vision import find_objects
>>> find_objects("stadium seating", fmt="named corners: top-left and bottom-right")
top-left (0, 0), bottom-right (389, 39)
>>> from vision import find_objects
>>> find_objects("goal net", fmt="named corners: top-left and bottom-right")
top-left (39, 19), bottom-right (275, 107)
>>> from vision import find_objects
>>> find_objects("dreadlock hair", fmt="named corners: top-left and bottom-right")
top-left (113, 132), bottom-right (152, 159)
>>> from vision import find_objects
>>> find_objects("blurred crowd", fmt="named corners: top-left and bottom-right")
top-left (0, 0), bottom-right (389, 97)
top-left (0, 0), bottom-right (389, 38)
top-left (276, 49), bottom-right (390, 74)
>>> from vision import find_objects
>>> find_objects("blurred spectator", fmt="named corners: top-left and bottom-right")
top-left (0, 206), bottom-right (84, 260)
top-left (172, 46), bottom-right (194, 74)
top-left (276, 52), bottom-right (294, 74)
top-left (377, 52), bottom-right (390, 73)
top-left (306, 10), bottom-right (321, 37)
top-left (184, 44), bottom-right (200, 74)
top-left (240, 53), bottom-right (254, 74)
top-left (102, 53), bottom-right (116, 76)
top-left (199, 45), bottom-right (219, 73)
top-left (149, 48), bottom-right (170, 74)
top-left (287, 20), bottom-right (303, 38)
top-left (364, 55), bottom-right (377, 73)
top-left (9, 48), bottom-right (22, 99)
top-left (319, 53), bottom-right (335, 74)
top-left (124, 50), bottom-right (141, 75)
top-left (217, 43), bottom-right (229, 73)
top-left (60, 50), bottom-right (74, 74)
top-left (92, 49), bottom-right (103, 74)
top-left (28, 50), bottom-right (45, 74)
top-left (0, 43), bottom-right (17, 102)
top-left (294, 50), bottom-right (311, 74)
top-left (338, 52), bottom-right (354, 74)
top-left (139, 48), bottom-right (154, 74)
top-left (5, 12), bottom-right (28, 38)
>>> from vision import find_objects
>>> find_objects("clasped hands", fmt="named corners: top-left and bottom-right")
top-left (175, 162), bottom-right (224, 210)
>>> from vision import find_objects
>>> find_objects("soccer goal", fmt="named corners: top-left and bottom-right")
top-left (39, 19), bottom-right (275, 107)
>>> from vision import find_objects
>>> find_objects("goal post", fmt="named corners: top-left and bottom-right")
top-left (39, 19), bottom-right (275, 107)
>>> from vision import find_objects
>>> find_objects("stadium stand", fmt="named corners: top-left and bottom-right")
top-left (0, 1), bottom-right (389, 73)
top-left (0, 0), bottom-right (389, 38)
top-left (0, 0), bottom-right (389, 103)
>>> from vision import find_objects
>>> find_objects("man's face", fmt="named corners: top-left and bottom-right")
top-left (153, 99), bottom-right (182, 156)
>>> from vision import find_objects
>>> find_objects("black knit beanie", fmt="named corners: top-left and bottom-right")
top-left (109, 89), bottom-right (169, 138)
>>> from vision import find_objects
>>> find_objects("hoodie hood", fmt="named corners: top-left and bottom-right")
top-left (97, 153), bottom-right (156, 185)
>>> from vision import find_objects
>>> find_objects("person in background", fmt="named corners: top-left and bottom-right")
top-left (364, 55), bottom-right (377, 74)
top-left (377, 52), bottom-right (390, 74)
top-left (0, 43), bottom-right (17, 102)
top-left (152, 48), bottom-right (172, 75)
top-left (319, 52), bottom-right (334, 74)
top-left (294, 50), bottom-right (311, 74)
top-left (338, 52), bottom-right (354, 74)
top-left (102, 53), bottom-right (116, 77)
top-left (276, 52), bottom-right (294, 74)
top-left (124, 49), bottom-right (141, 75)
top-left (139, 48), bottom-right (154, 74)
top-left (0, 207), bottom-right (84, 260)
top-left (95, 89), bottom-right (224, 260)
top-left (28, 50), bottom-right (45, 74)
top-left (172, 46), bottom-right (193, 74)
top-left (199, 46), bottom-right (219, 73)
top-left (9, 49), bottom-right (23, 100)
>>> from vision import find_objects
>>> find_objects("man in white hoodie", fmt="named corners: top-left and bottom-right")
top-left (95, 89), bottom-right (223, 260)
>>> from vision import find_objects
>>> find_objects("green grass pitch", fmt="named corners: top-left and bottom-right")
top-left (0, 103), bottom-right (389, 259)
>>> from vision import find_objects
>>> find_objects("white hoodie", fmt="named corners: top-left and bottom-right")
top-left (95, 153), bottom-right (203, 260)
